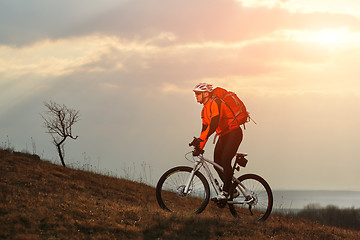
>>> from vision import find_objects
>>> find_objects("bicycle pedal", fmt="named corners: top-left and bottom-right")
top-left (211, 197), bottom-right (227, 208)
top-left (216, 199), bottom-right (227, 208)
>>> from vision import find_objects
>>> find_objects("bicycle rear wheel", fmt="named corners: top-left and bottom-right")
top-left (228, 174), bottom-right (273, 221)
top-left (156, 166), bottom-right (210, 215)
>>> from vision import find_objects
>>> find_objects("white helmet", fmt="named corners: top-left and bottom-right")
top-left (193, 83), bottom-right (213, 92)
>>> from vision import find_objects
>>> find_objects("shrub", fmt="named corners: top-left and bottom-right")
top-left (296, 204), bottom-right (360, 230)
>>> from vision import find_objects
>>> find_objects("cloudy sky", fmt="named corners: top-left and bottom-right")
top-left (1, 0), bottom-right (360, 191)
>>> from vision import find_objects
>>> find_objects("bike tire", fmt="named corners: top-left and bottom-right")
top-left (228, 174), bottom-right (273, 221)
top-left (156, 166), bottom-right (210, 215)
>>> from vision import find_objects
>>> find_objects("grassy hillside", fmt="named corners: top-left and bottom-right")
top-left (1, 149), bottom-right (359, 240)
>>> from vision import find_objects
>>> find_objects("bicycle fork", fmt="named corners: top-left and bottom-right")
top-left (183, 159), bottom-right (202, 194)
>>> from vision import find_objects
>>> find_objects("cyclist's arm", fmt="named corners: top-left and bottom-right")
top-left (199, 124), bottom-right (208, 149)
top-left (207, 114), bottom-right (220, 138)
top-left (201, 123), bottom-right (208, 133)
top-left (199, 99), bottom-right (221, 148)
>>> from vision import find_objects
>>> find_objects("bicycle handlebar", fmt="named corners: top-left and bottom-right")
top-left (189, 137), bottom-right (205, 156)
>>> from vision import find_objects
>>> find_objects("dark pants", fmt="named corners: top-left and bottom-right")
top-left (214, 128), bottom-right (243, 193)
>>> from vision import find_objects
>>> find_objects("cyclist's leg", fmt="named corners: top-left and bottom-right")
top-left (214, 128), bottom-right (243, 193)
top-left (214, 140), bottom-right (225, 185)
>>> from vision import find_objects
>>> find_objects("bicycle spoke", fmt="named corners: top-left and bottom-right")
top-left (156, 166), bottom-right (210, 215)
top-left (229, 174), bottom-right (273, 221)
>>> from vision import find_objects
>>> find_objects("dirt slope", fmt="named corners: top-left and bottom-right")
top-left (1, 149), bottom-right (359, 240)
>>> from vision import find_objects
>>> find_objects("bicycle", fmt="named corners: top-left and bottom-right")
top-left (156, 138), bottom-right (273, 221)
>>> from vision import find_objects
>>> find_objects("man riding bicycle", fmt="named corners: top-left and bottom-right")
top-left (192, 83), bottom-right (243, 202)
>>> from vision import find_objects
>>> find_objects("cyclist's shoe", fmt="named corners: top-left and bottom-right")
top-left (232, 189), bottom-right (240, 198)
top-left (216, 191), bottom-right (229, 201)
top-left (214, 191), bottom-right (228, 208)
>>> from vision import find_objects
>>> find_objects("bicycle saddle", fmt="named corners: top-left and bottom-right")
top-left (236, 153), bottom-right (247, 158)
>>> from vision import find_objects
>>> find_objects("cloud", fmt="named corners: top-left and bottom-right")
top-left (2, 0), bottom-right (360, 190)
top-left (0, 0), bottom-right (127, 46)
top-left (238, 0), bottom-right (288, 9)
top-left (161, 83), bottom-right (190, 94)
top-left (82, 0), bottom-right (360, 45)
top-left (238, 0), bottom-right (360, 18)
top-left (2, 24), bottom-right (360, 106)
top-left (2, 0), bottom-right (360, 47)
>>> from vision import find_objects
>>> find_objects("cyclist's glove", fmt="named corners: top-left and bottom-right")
top-left (189, 137), bottom-right (203, 148)
top-left (189, 137), bottom-right (205, 156)
top-left (192, 147), bottom-right (204, 157)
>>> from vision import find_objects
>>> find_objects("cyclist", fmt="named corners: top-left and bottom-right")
top-left (192, 83), bottom-right (243, 201)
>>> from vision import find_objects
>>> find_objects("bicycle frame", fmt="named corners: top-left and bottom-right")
top-left (184, 154), bottom-right (253, 205)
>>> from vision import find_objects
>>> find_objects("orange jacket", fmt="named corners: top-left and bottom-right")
top-left (199, 98), bottom-right (239, 148)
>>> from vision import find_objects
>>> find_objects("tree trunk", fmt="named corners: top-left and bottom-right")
top-left (56, 143), bottom-right (66, 167)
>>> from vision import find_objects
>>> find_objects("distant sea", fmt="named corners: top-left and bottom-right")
top-left (273, 190), bottom-right (360, 213)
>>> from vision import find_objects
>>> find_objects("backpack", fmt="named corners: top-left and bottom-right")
top-left (212, 87), bottom-right (251, 128)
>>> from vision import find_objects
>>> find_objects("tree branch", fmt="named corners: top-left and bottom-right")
top-left (42, 101), bottom-right (80, 167)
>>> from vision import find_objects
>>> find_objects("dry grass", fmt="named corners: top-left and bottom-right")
top-left (1, 149), bottom-right (359, 240)
top-left (295, 204), bottom-right (360, 231)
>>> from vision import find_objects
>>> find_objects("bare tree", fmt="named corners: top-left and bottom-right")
top-left (41, 101), bottom-right (80, 167)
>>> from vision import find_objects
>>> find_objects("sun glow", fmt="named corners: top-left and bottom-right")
top-left (279, 28), bottom-right (360, 46)
top-left (313, 29), bottom-right (351, 44)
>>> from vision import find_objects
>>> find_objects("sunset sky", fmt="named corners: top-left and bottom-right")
top-left (1, 0), bottom-right (360, 191)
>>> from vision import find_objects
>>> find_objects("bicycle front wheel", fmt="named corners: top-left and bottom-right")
top-left (156, 166), bottom-right (210, 215)
top-left (228, 174), bottom-right (273, 221)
